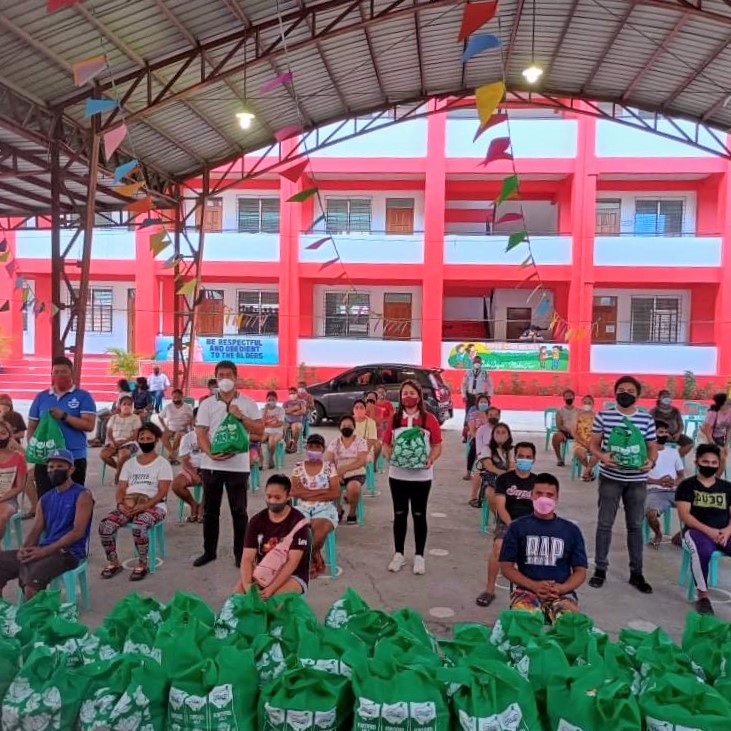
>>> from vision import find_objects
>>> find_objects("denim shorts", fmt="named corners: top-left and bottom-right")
top-left (296, 501), bottom-right (339, 529)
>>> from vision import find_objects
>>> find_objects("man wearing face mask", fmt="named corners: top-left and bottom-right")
top-left (589, 375), bottom-right (657, 593)
top-left (460, 356), bottom-right (494, 419)
top-left (476, 441), bottom-right (537, 607)
top-left (499, 473), bottom-right (588, 624)
top-left (552, 389), bottom-right (578, 467)
top-left (0, 449), bottom-right (93, 601)
top-left (160, 389), bottom-right (194, 464)
top-left (194, 360), bottom-right (264, 568)
top-left (27, 356), bottom-right (96, 497)
top-left (650, 390), bottom-right (693, 459)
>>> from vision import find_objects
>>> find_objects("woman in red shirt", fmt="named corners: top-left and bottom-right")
top-left (382, 380), bottom-right (442, 575)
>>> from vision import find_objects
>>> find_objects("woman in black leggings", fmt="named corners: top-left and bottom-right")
top-left (382, 380), bottom-right (443, 575)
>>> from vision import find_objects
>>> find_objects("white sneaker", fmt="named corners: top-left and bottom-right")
top-left (413, 556), bottom-right (426, 575)
top-left (388, 553), bottom-right (406, 572)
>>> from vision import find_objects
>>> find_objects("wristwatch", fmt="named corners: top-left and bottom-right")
top-left (60, 412), bottom-right (68, 422)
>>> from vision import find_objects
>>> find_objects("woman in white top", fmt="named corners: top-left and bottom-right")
top-left (382, 380), bottom-right (443, 575)
top-left (291, 433), bottom-right (340, 578)
top-left (100, 395), bottom-right (142, 483)
top-left (261, 390), bottom-right (285, 469)
top-left (325, 415), bottom-right (369, 524)
top-left (171, 409), bottom-right (204, 522)
top-left (99, 423), bottom-right (172, 581)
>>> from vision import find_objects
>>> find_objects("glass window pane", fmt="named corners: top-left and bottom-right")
top-left (261, 198), bottom-right (280, 233)
top-left (326, 200), bottom-right (348, 234)
top-left (349, 199), bottom-right (371, 232)
top-left (237, 199), bottom-right (260, 233)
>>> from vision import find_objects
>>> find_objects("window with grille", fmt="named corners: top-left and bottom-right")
top-left (634, 199), bottom-right (684, 236)
top-left (67, 287), bottom-right (113, 333)
top-left (237, 290), bottom-right (279, 334)
top-left (630, 297), bottom-right (680, 343)
top-left (237, 198), bottom-right (280, 233)
top-left (324, 292), bottom-right (370, 337)
top-left (325, 199), bottom-right (371, 234)
top-left (596, 199), bottom-right (621, 234)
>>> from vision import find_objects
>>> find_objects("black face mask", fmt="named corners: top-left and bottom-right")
top-left (698, 465), bottom-right (718, 478)
top-left (488, 417), bottom-right (499, 426)
top-left (340, 427), bottom-right (354, 438)
top-left (138, 442), bottom-right (156, 454)
top-left (0, 438), bottom-right (9, 449)
top-left (616, 392), bottom-right (637, 408)
top-left (366, 399), bottom-right (376, 405)
top-left (48, 469), bottom-right (69, 487)
top-left (656, 435), bottom-right (668, 445)
top-left (565, 398), bottom-right (574, 406)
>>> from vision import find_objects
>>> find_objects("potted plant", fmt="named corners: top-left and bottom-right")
top-left (107, 347), bottom-right (145, 389)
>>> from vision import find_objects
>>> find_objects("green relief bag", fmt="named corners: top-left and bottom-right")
top-left (639, 673), bottom-right (731, 731)
top-left (15, 589), bottom-right (77, 646)
top-left (546, 613), bottom-right (608, 665)
top-left (451, 660), bottom-right (541, 731)
top-left (215, 589), bottom-right (270, 642)
top-left (547, 666), bottom-right (641, 731)
top-left (489, 610), bottom-right (545, 664)
top-left (324, 588), bottom-right (371, 629)
top-left (155, 614), bottom-right (213, 674)
top-left (252, 634), bottom-right (291, 686)
top-left (162, 590), bottom-right (216, 628)
top-left (343, 609), bottom-right (400, 651)
top-left (0, 637), bottom-right (21, 705)
top-left (0, 599), bottom-right (20, 640)
top-left (0, 645), bottom-right (90, 731)
top-left (77, 655), bottom-right (168, 731)
top-left (26, 616), bottom-right (92, 667)
top-left (25, 412), bottom-right (66, 465)
top-left (211, 412), bottom-right (249, 455)
top-left (295, 624), bottom-right (367, 679)
top-left (391, 426), bottom-right (429, 469)
top-left (391, 607), bottom-right (439, 653)
top-left (168, 646), bottom-right (257, 731)
top-left (606, 415), bottom-right (647, 469)
top-left (632, 627), bottom-right (703, 683)
top-left (682, 612), bottom-right (731, 684)
top-left (512, 635), bottom-right (569, 720)
top-left (351, 657), bottom-right (450, 731)
top-left (259, 667), bottom-right (352, 731)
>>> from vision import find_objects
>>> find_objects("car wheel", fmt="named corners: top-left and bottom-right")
top-left (310, 402), bottom-right (326, 426)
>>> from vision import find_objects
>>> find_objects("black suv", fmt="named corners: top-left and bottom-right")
top-left (307, 364), bottom-right (453, 425)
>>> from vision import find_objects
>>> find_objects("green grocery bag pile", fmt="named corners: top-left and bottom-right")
top-left (3, 587), bottom-right (731, 730)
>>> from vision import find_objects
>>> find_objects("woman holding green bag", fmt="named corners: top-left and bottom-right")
top-left (382, 380), bottom-right (442, 575)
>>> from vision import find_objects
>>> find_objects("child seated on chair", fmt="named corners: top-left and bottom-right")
top-left (0, 421), bottom-right (26, 543)
top-left (645, 419), bottom-right (685, 548)
top-left (0, 448), bottom-right (93, 601)
top-left (171, 414), bottom-right (204, 522)
top-left (261, 391), bottom-right (285, 469)
top-left (676, 444), bottom-right (731, 616)
top-left (573, 395), bottom-right (599, 482)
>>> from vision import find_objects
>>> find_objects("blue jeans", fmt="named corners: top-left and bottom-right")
top-left (151, 390), bottom-right (164, 412)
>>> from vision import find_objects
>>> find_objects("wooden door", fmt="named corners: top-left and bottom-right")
top-left (506, 307), bottom-right (532, 341)
top-left (385, 199), bottom-right (415, 234)
top-left (596, 199), bottom-right (621, 234)
top-left (195, 198), bottom-right (223, 232)
top-left (127, 288), bottom-right (136, 351)
top-left (196, 289), bottom-right (224, 336)
top-left (383, 294), bottom-right (412, 340)
top-left (593, 296), bottom-right (618, 342)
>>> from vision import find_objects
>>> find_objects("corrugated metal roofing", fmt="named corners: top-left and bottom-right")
top-left (1, 0), bottom-right (731, 215)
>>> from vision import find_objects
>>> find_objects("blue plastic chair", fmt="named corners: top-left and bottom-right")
top-left (2, 512), bottom-right (23, 550)
top-left (543, 408), bottom-right (558, 451)
top-left (262, 441), bottom-right (285, 469)
top-left (177, 485), bottom-right (203, 522)
top-left (122, 520), bottom-right (166, 573)
top-left (250, 462), bottom-right (261, 492)
top-left (683, 401), bottom-right (708, 416)
top-left (683, 414), bottom-right (705, 441)
top-left (480, 502), bottom-right (493, 534)
top-left (365, 462), bottom-right (376, 496)
top-left (376, 453), bottom-right (386, 473)
top-left (340, 483), bottom-right (365, 525)
top-left (679, 543), bottom-right (728, 601)
top-left (50, 559), bottom-right (90, 612)
top-left (570, 450), bottom-right (599, 481)
top-left (323, 531), bottom-right (338, 578)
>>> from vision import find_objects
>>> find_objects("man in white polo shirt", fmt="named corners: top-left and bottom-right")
top-left (194, 360), bottom-right (264, 568)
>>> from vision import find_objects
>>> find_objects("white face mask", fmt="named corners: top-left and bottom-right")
top-left (217, 378), bottom-right (235, 393)
top-left (582, 404), bottom-right (592, 412)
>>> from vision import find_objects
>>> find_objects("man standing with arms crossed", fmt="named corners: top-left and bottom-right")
top-left (589, 375), bottom-right (657, 593)
top-left (193, 360), bottom-right (264, 568)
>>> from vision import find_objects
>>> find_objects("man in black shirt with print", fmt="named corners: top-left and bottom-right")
top-left (475, 441), bottom-right (536, 608)
top-left (676, 444), bottom-right (731, 615)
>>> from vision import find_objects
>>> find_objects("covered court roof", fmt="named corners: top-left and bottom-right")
top-left (2, 0), bottom-right (731, 214)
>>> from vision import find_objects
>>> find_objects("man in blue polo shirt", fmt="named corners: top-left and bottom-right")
top-left (27, 356), bottom-right (96, 497)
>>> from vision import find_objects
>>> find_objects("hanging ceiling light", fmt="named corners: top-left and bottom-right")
top-left (522, 0), bottom-right (543, 85)
top-left (236, 33), bottom-right (255, 130)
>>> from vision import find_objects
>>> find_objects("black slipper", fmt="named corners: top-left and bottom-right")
top-left (130, 566), bottom-right (148, 582)
top-left (475, 591), bottom-right (495, 607)
top-left (588, 571), bottom-right (606, 588)
top-left (100, 565), bottom-right (123, 579)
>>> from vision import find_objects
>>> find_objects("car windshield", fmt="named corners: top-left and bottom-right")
top-left (429, 371), bottom-right (446, 390)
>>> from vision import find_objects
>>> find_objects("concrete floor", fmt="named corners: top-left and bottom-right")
top-left (11, 427), bottom-right (730, 638)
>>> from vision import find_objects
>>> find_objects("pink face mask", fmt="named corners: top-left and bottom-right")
top-left (533, 496), bottom-right (557, 515)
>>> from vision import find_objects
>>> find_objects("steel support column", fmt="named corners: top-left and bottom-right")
top-left (50, 119), bottom-right (62, 359)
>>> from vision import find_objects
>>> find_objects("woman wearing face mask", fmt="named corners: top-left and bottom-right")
top-left (651, 390), bottom-right (693, 459)
top-left (701, 393), bottom-right (731, 452)
top-left (291, 433), bottom-right (340, 578)
top-left (0, 394), bottom-right (26, 447)
top-left (132, 377), bottom-right (153, 417)
top-left (100, 395), bottom-right (142, 484)
top-left (382, 380), bottom-right (443, 575)
top-left (237, 474), bottom-right (310, 598)
top-left (99, 423), bottom-right (172, 582)
top-left (476, 441), bottom-right (536, 607)
top-left (464, 394), bottom-right (491, 480)
top-left (573, 395), bottom-right (599, 481)
top-left (0, 421), bottom-right (26, 543)
top-left (261, 391), bottom-right (285, 469)
top-left (470, 422), bottom-right (514, 509)
top-left (325, 416), bottom-right (369, 524)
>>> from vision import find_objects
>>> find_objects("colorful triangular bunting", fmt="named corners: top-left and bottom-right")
top-left (150, 231), bottom-right (171, 256)
top-left (480, 137), bottom-right (512, 166)
top-left (84, 98), bottom-right (118, 117)
top-left (126, 196), bottom-right (153, 215)
top-left (458, 1), bottom-right (498, 41)
top-left (114, 181), bottom-right (145, 197)
top-left (506, 230), bottom-right (528, 251)
top-left (176, 279), bottom-right (198, 297)
top-left (261, 71), bottom-right (293, 94)
top-left (274, 125), bottom-right (303, 142)
top-left (475, 81), bottom-right (506, 125)
top-left (473, 113), bottom-right (508, 142)
top-left (74, 55), bottom-right (107, 87)
top-left (319, 257), bottom-right (340, 271)
top-left (305, 237), bottom-right (331, 250)
top-left (113, 160), bottom-right (139, 184)
top-left (287, 187), bottom-right (318, 203)
top-left (104, 123), bottom-right (127, 159)
top-left (279, 159), bottom-right (309, 184)
top-left (461, 34), bottom-right (501, 62)
top-left (47, 0), bottom-right (84, 13)
top-left (495, 174), bottom-right (519, 205)
top-left (496, 212), bottom-right (523, 225)
top-left (0, 300), bottom-right (8, 313)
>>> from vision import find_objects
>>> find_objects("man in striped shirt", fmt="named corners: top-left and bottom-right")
top-left (589, 376), bottom-right (657, 594)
